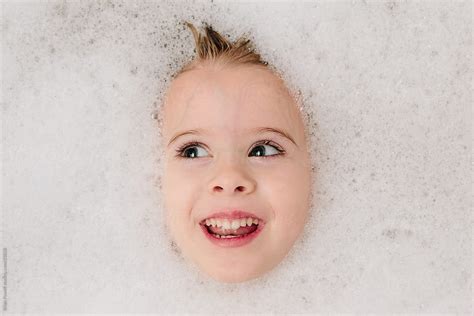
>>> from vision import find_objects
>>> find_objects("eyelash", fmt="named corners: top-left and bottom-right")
top-left (175, 140), bottom-right (285, 159)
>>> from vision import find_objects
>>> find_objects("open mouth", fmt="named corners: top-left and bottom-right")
top-left (199, 217), bottom-right (264, 247)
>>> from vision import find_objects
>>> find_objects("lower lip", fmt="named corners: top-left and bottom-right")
top-left (200, 222), bottom-right (265, 248)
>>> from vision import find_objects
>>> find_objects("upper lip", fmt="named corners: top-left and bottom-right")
top-left (199, 209), bottom-right (264, 225)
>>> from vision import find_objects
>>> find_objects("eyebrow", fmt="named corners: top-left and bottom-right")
top-left (167, 127), bottom-right (297, 147)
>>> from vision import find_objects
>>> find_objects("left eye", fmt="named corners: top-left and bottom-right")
top-left (249, 143), bottom-right (281, 157)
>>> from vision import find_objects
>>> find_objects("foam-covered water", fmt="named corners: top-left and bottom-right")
top-left (2, 0), bottom-right (471, 313)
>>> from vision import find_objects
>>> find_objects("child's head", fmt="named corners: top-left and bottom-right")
top-left (159, 22), bottom-right (312, 283)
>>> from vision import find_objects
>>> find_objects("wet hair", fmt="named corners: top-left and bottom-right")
top-left (175, 22), bottom-right (269, 77)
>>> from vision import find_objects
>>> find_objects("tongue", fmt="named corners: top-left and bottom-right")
top-left (208, 224), bottom-right (258, 236)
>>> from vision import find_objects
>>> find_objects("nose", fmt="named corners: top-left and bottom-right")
top-left (209, 159), bottom-right (256, 195)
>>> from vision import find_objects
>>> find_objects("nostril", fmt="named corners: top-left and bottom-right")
top-left (212, 186), bottom-right (246, 193)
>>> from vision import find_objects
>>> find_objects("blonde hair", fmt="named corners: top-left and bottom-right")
top-left (175, 22), bottom-right (269, 77)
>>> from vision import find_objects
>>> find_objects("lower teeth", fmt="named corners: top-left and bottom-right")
top-left (212, 233), bottom-right (248, 239)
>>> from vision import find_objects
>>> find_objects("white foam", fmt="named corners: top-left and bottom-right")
top-left (2, 0), bottom-right (471, 313)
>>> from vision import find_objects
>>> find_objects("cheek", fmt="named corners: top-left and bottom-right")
top-left (162, 164), bottom-right (198, 223)
top-left (265, 161), bottom-right (311, 225)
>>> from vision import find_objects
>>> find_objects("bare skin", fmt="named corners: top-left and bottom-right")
top-left (161, 62), bottom-right (312, 283)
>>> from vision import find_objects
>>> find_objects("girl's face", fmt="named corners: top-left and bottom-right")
top-left (161, 63), bottom-right (312, 283)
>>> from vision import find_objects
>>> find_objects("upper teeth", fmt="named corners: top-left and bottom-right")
top-left (205, 217), bottom-right (259, 228)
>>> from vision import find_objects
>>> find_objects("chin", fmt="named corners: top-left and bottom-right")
top-left (200, 263), bottom-right (266, 284)
top-left (210, 270), bottom-right (260, 284)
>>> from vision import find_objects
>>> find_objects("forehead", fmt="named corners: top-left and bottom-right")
top-left (162, 64), bottom-right (299, 135)
top-left (166, 64), bottom-right (292, 107)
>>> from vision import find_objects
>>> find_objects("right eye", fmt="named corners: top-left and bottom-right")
top-left (176, 142), bottom-right (209, 159)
